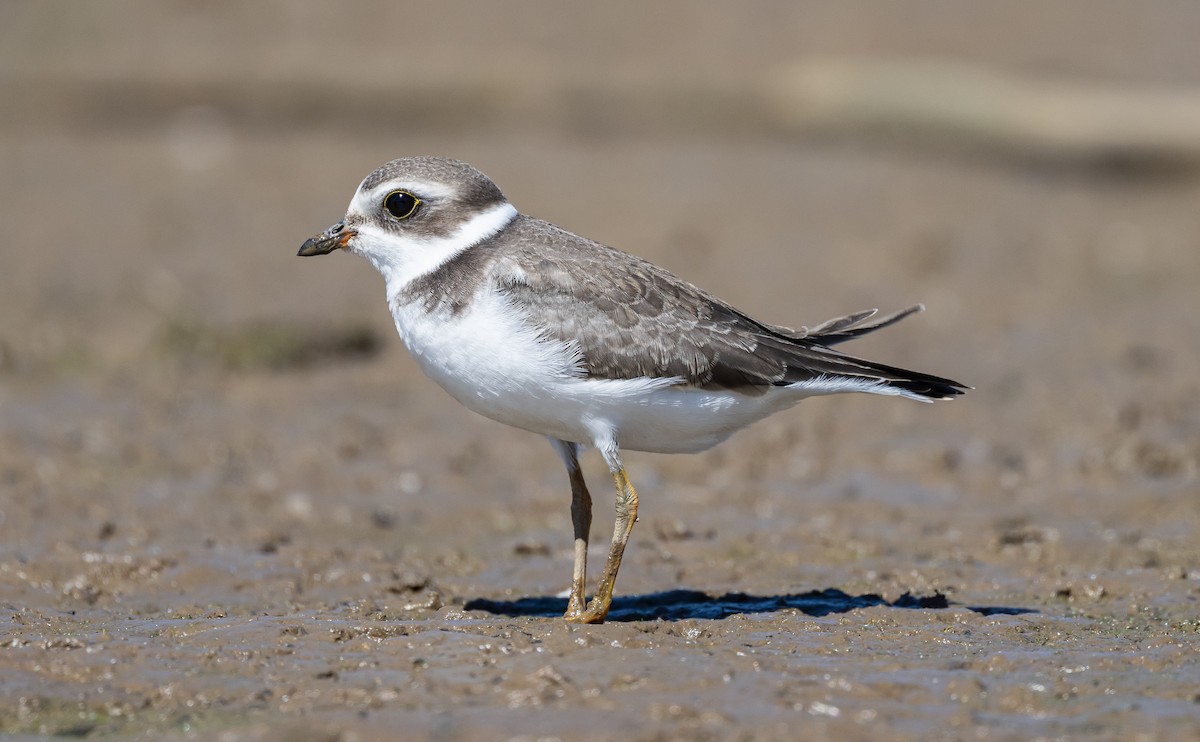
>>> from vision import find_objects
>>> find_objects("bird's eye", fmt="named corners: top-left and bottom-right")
top-left (383, 190), bottom-right (420, 220)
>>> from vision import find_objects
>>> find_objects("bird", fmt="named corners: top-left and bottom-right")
top-left (298, 156), bottom-right (967, 623)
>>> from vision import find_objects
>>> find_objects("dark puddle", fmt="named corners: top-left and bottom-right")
top-left (464, 588), bottom-right (1035, 622)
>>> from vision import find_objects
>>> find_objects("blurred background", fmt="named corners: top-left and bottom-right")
top-left (3, 1), bottom-right (1199, 373)
top-left (2, 2), bottom-right (1200, 735)
top-left (3, 0), bottom-right (1200, 602)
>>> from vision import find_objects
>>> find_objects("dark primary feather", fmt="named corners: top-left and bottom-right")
top-left (488, 216), bottom-right (966, 400)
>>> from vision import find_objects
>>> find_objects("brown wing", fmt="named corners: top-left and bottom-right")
top-left (493, 218), bottom-right (966, 399)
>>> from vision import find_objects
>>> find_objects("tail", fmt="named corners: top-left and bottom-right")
top-left (763, 305), bottom-right (969, 401)
top-left (842, 355), bottom-right (968, 401)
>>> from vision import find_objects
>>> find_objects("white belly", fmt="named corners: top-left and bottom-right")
top-left (389, 290), bottom-right (810, 453)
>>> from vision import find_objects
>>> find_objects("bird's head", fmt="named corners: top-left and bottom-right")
top-left (298, 157), bottom-right (517, 290)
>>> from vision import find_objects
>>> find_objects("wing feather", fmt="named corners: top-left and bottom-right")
top-left (489, 217), bottom-right (966, 399)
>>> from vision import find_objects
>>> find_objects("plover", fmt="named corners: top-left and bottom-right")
top-left (299, 157), bottom-right (966, 623)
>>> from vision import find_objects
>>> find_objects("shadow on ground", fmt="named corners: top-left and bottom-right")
top-left (464, 588), bottom-right (1036, 622)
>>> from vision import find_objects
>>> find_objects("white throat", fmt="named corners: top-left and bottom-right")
top-left (351, 201), bottom-right (518, 295)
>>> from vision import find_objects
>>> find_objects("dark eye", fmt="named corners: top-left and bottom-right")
top-left (383, 190), bottom-right (420, 220)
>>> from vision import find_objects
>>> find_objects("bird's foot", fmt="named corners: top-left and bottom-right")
top-left (563, 597), bottom-right (610, 624)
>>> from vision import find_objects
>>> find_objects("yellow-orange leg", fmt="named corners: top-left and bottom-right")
top-left (568, 467), bottom-right (638, 624)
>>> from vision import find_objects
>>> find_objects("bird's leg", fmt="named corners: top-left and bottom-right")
top-left (549, 439), bottom-right (593, 620)
top-left (573, 465), bottom-right (639, 624)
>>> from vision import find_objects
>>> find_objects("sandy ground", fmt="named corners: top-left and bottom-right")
top-left (2, 2), bottom-right (1200, 740)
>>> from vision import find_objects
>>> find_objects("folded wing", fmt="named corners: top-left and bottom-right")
top-left (494, 222), bottom-right (966, 400)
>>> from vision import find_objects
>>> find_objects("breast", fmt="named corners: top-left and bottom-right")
top-left (389, 289), bottom-right (598, 437)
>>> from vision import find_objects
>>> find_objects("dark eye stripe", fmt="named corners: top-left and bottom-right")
top-left (383, 190), bottom-right (420, 220)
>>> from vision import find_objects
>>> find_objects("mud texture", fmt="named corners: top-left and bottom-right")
top-left (2, 2), bottom-right (1200, 740)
